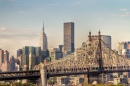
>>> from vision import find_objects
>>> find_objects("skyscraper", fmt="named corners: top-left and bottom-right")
top-left (117, 41), bottom-right (130, 58)
top-left (0, 49), bottom-right (4, 67)
top-left (39, 23), bottom-right (48, 53)
top-left (22, 46), bottom-right (29, 67)
top-left (10, 56), bottom-right (15, 71)
top-left (17, 49), bottom-right (22, 57)
top-left (35, 47), bottom-right (42, 64)
top-left (90, 34), bottom-right (111, 49)
top-left (64, 22), bottom-right (75, 53)
top-left (4, 50), bottom-right (9, 62)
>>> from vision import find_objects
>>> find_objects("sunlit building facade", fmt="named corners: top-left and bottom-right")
top-left (64, 22), bottom-right (75, 53)
top-left (39, 23), bottom-right (48, 53)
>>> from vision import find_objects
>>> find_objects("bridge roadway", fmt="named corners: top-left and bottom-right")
top-left (48, 69), bottom-right (130, 77)
top-left (1, 68), bottom-right (130, 81)
top-left (0, 70), bottom-right (40, 80)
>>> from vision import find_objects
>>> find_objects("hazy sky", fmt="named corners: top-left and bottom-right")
top-left (0, 0), bottom-right (130, 57)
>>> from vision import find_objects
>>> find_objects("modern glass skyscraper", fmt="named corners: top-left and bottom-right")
top-left (39, 23), bottom-right (48, 53)
top-left (90, 35), bottom-right (111, 49)
top-left (22, 46), bottom-right (29, 67)
top-left (29, 46), bottom-right (35, 55)
top-left (19, 46), bottom-right (42, 69)
top-left (64, 22), bottom-right (75, 53)
top-left (35, 47), bottom-right (41, 57)
top-left (35, 47), bottom-right (42, 64)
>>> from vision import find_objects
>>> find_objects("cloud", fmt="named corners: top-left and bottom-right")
top-left (0, 0), bottom-right (16, 2)
top-left (119, 8), bottom-right (130, 17)
top-left (47, 4), bottom-right (58, 7)
top-left (0, 28), bottom-right (39, 38)
top-left (0, 27), bottom-right (6, 31)
top-left (96, 18), bottom-right (106, 21)
top-left (0, 28), bottom-right (40, 57)
top-left (120, 9), bottom-right (128, 12)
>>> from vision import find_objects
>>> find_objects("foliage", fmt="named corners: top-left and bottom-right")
top-left (0, 84), bottom-right (9, 86)
top-left (0, 82), bottom-right (35, 86)
top-left (47, 78), bottom-right (54, 85)
top-left (82, 83), bottom-right (125, 86)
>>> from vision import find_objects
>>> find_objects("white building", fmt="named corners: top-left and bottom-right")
top-left (49, 48), bottom-right (63, 62)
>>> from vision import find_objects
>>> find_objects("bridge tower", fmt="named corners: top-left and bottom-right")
top-left (86, 31), bottom-right (104, 84)
top-left (98, 30), bottom-right (103, 72)
top-left (98, 30), bottom-right (104, 83)
top-left (39, 62), bottom-right (47, 86)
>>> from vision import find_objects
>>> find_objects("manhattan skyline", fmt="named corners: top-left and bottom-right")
top-left (0, 0), bottom-right (130, 56)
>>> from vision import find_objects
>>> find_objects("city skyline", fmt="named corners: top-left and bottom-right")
top-left (0, 0), bottom-right (130, 56)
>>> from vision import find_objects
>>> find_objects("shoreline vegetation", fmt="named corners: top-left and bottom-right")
top-left (0, 82), bottom-right (126, 86)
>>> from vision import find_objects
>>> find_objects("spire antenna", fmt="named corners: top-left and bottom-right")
top-left (42, 21), bottom-right (44, 32)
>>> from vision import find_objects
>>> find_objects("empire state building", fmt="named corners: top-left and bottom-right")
top-left (39, 23), bottom-right (48, 53)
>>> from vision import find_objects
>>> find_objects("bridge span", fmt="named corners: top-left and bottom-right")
top-left (0, 31), bottom-right (130, 86)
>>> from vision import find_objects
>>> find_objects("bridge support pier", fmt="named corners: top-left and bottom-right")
top-left (40, 63), bottom-right (47, 86)
top-left (84, 74), bottom-right (89, 84)
top-left (87, 74), bottom-right (101, 84)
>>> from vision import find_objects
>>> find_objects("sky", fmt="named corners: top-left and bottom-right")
top-left (0, 0), bottom-right (130, 57)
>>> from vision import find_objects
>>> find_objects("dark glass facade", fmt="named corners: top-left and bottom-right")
top-left (22, 46), bottom-right (29, 67)
top-left (64, 22), bottom-right (75, 53)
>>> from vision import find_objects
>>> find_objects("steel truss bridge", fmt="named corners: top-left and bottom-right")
top-left (0, 31), bottom-right (130, 86)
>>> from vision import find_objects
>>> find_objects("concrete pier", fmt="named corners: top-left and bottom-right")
top-left (40, 63), bottom-right (47, 86)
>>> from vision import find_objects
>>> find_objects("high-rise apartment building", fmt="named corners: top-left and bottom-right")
top-left (29, 53), bottom-right (35, 70)
top-left (4, 50), bottom-right (9, 62)
top-left (17, 49), bottom-right (22, 57)
top-left (90, 35), bottom-right (111, 49)
top-left (0, 49), bottom-right (4, 67)
top-left (1, 61), bottom-right (10, 72)
top-left (117, 41), bottom-right (130, 58)
top-left (35, 47), bottom-right (42, 64)
top-left (64, 22), bottom-right (75, 53)
top-left (49, 48), bottom-right (63, 62)
top-left (0, 49), bottom-right (11, 72)
top-left (10, 56), bottom-right (15, 71)
top-left (39, 23), bottom-right (48, 54)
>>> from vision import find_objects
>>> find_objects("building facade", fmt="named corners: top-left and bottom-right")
top-left (39, 23), bottom-right (48, 54)
top-left (90, 35), bottom-right (111, 49)
top-left (29, 53), bottom-right (36, 70)
top-left (49, 48), bottom-right (63, 62)
top-left (0, 49), bottom-right (4, 67)
top-left (117, 41), bottom-right (130, 58)
top-left (10, 56), bottom-right (15, 71)
top-left (17, 49), bottom-right (22, 57)
top-left (35, 47), bottom-right (42, 64)
top-left (4, 50), bottom-right (9, 62)
top-left (17, 46), bottom-right (43, 69)
top-left (22, 46), bottom-right (29, 67)
top-left (64, 22), bottom-right (75, 53)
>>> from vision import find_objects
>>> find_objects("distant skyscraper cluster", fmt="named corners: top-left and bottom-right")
top-left (0, 21), bottom-right (113, 72)
top-left (117, 42), bottom-right (130, 58)
top-left (16, 23), bottom-right (49, 70)
top-left (17, 46), bottom-right (42, 70)
top-left (0, 49), bottom-right (15, 72)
